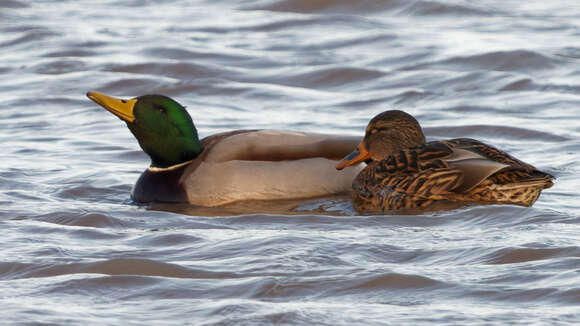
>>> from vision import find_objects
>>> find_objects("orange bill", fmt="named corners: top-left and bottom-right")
top-left (336, 142), bottom-right (370, 170)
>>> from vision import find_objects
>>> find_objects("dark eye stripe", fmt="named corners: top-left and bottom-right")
top-left (367, 127), bottom-right (389, 135)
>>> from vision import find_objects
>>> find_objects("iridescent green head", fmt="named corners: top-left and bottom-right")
top-left (87, 91), bottom-right (202, 168)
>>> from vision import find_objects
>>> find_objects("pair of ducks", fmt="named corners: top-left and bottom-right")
top-left (87, 91), bottom-right (553, 212)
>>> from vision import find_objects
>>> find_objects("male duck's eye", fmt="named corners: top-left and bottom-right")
top-left (153, 105), bottom-right (166, 113)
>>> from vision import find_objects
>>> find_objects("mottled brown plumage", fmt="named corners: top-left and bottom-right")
top-left (336, 110), bottom-right (554, 212)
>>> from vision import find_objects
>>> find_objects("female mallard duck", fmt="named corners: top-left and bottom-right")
top-left (87, 91), bottom-right (363, 206)
top-left (336, 110), bottom-right (554, 212)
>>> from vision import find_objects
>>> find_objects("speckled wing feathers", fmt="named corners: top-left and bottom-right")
top-left (351, 138), bottom-right (554, 212)
top-left (353, 143), bottom-right (465, 211)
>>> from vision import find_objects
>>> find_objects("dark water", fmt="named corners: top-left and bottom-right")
top-left (1, 0), bottom-right (579, 324)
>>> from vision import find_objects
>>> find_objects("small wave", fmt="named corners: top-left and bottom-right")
top-left (399, 1), bottom-right (492, 16)
top-left (555, 47), bottom-right (580, 59)
top-left (554, 288), bottom-right (580, 305)
top-left (498, 78), bottom-right (535, 91)
top-left (0, 258), bottom-right (240, 280)
top-left (339, 273), bottom-right (445, 291)
top-left (470, 287), bottom-right (565, 304)
top-left (55, 183), bottom-right (130, 203)
top-left (95, 78), bottom-right (238, 97)
top-left (499, 78), bottom-right (580, 94)
top-left (405, 50), bottom-right (564, 73)
top-left (46, 274), bottom-right (162, 295)
top-left (129, 233), bottom-right (203, 247)
top-left (252, 0), bottom-right (490, 16)
top-left (392, 90), bottom-right (433, 105)
top-left (80, 258), bottom-right (237, 278)
top-left (32, 59), bottom-right (87, 75)
top-left (484, 247), bottom-right (579, 265)
top-left (42, 49), bottom-right (97, 58)
top-left (0, 29), bottom-right (59, 48)
top-left (252, 271), bottom-right (448, 300)
top-left (33, 211), bottom-right (125, 228)
top-left (141, 47), bottom-right (249, 63)
top-left (96, 77), bottom-right (179, 95)
top-left (4, 96), bottom-right (87, 108)
top-left (194, 16), bottom-right (332, 33)
top-left (300, 33), bottom-right (397, 52)
top-left (250, 67), bottom-right (385, 90)
top-left (107, 62), bottom-right (229, 80)
top-left (248, 0), bottom-right (400, 14)
top-left (0, 0), bottom-right (27, 8)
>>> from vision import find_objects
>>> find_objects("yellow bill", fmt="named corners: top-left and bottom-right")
top-left (87, 91), bottom-right (137, 123)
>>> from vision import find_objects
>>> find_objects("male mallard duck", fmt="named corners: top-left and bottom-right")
top-left (87, 91), bottom-right (364, 206)
top-left (336, 110), bottom-right (554, 212)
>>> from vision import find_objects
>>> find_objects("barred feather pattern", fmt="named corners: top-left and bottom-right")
top-left (351, 138), bottom-right (554, 212)
top-left (455, 179), bottom-right (546, 207)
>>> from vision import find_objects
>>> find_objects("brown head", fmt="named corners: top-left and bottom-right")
top-left (336, 110), bottom-right (426, 170)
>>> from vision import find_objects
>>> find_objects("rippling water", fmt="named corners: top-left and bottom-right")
top-left (1, 0), bottom-right (579, 324)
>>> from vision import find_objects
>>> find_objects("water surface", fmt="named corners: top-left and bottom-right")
top-left (1, 0), bottom-right (579, 325)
